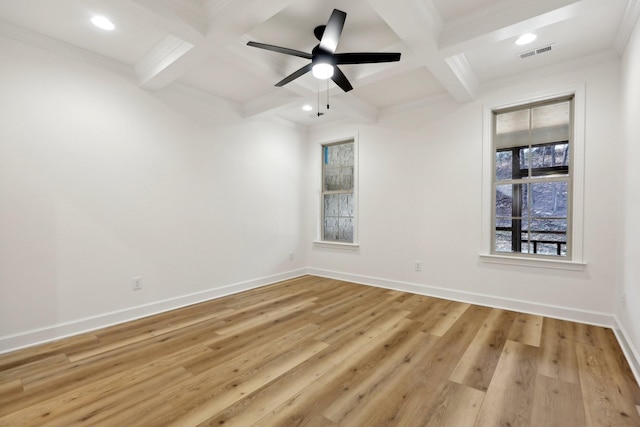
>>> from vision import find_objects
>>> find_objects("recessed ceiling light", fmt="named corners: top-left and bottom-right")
top-left (302, 105), bottom-right (313, 112)
top-left (515, 33), bottom-right (537, 46)
top-left (91, 16), bottom-right (115, 31)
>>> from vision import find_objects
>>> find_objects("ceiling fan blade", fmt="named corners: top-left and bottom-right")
top-left (319, 9), bottom-right (347, 53)
top-left (334, 52), bottom-right (401, 65)
top-left (275, 63), bottom-right (313, 87)
top-left (331, 66), bottom-right (353, 92)
top-left (247, 41), bottom-right (312, 60)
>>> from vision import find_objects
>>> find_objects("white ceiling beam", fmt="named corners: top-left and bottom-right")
top-left (438, 0), bottom-right (599, 56)
top-left (333, 95), bottom-right (379, 123)
top-left (367, 0), bottom-right (477, 102)
top-left (242, 90), bottom-right (303, 119)
top-left (133, 0), bottom-right (299, 91)
top-left (135, 35), bottom-right (194, 87)
top-left (128, 0), bottom-right (207, 44)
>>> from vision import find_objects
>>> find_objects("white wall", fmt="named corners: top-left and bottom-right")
top-left (618, 14), bottom-right (640, 377)
top-left (0, 36), bottom-right (308, 351)
top-left (0, 27), bottom-right (634, 368)
top-left (307, 59), bottom-right (622, 325)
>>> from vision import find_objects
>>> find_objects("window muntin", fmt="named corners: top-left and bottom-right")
top-left (492, 97), bottom-right (573, 258)
top-left (321, 141), bottom-right (355, 243)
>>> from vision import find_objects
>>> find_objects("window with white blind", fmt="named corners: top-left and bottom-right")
top-left (481, 88), bottom-right (586, 270)
top-left (492, 96), bottom-right (574, 259)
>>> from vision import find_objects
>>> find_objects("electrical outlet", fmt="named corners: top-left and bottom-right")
top-left (621, 292), bottom-right (626, 306)
top-left (132, 276), bottom-right (142, 291)
top-left (415, 261), bottom-right (422, 272)
top-left (289, 252), bottom-right (294, 261)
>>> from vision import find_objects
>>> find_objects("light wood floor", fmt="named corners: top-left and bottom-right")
top-left (1, 276), bottom-right (639, 426)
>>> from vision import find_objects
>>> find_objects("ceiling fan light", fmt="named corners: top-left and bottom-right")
top-left (312, 63), bottom-right (334, 80)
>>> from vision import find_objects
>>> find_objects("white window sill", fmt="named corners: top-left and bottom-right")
top-left (313, 241), bottom-right (360, 250)
top-left (479, 254), bottom-right (586, 271)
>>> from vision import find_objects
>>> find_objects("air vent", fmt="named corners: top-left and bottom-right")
top-left (519, 44), bottom-right (554, 59)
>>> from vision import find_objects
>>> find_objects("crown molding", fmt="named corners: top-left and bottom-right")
top-left (0, 21), bottom-right (135, 77)
top-left (135, 35), bottom-right (194, 88)
top-left (614, 0), bottom-right (640, 54)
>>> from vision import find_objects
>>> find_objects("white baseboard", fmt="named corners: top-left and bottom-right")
top-left (0, 269), bottom-right (307, 354)
top-left (613, 316), bottom-right (640, 387)
top-left (307, 268), bottom-right (615, 327)
top-left (4, 266), bottom-right (634, 388)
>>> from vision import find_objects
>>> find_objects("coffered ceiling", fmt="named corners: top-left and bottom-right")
top-left (0, 0), bottom-right (637, 127)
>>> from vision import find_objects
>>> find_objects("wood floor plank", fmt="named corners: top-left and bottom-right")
top-left (164, 340), bottom-right (329, 427)
top-left (449, 308), bottom-right (516, 391)
top-left (253, 379), bottom-right (335, 427)
top-left (311, 296), bottom-right (404, 344)
top-left (576, 342), bottom-right (640, 426)
top-left (320, 320), bottom-right (431, 424)
top-left (190, 318), bottom-right (321, 376)
top-left (214, 297), bottom-right (318, 335)
top-left (0, 343), bottom-right (211, 426)
top-left (474, 340), bottom-right (539, 427)
top-left (425, 301), bottom-right (472, 337)
top-left (603, 328), bottom-right (640, 405)
top-left (530, 374), bottom-right (586, 427)
top-left (424, 381), bottom-right (486, 427)
top-left (0, 276), bottom-right (638, 427)
top-left (537, 317), bottom-right (580, 384)
top-left (508, 313), bottom-right (543, 347)
top-left (196, 350), bottom-right (335, 426)
top-left (382, 305), bottom-right (492, 426)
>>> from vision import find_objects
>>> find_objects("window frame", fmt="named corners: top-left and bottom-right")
top-left (314, 135), bottom-right (359, 248)
top-left (480, 86), bottom-right (586, 270)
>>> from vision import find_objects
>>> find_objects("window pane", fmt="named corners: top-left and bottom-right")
top-left (496, 217), bottom-right (512, 228)
top-left (325, 142), bottom-right (354, 167)
top-left (520, 147), bottom-right (530, 173)
top-left (324, 167), bottom-right (339, 191)
top-left (338, 143), bottom-right (354, 166)
top-left (495, 184), bottom-right (513, 216)
top-left (531, 101), bottom-right (570, 129)
top-left (325, 145), bottom-right (339, 166)
top-left (324, 217), bottom-right (338, 241)
top-left (340, 166), bottom-right (354, 190)
top-left (496, 109), bottom-right (530, 134)
top-left (338, 218), bottom-right (353, 242)
top-left (521, 183), bottom-right (529, 218)
top-left (324, 194), bottom-right (339, 217)
top-left (535, 242), bottom-right (566, 256)
top-left (556, 144), bottom-right (570, 167)
top-left (529, 143), bottom-right (570, 174)
top-left (339, 194), bottom-right (354, 217)
top-left (495, 230), bottom-right (512, 253)
top-left (531, 181), bottom-right (568, 218)
top-left (495, 151), bottom-right (512, 181)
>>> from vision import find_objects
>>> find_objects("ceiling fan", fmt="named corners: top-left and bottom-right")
top-left (247, 9), bottom-right (401, 92)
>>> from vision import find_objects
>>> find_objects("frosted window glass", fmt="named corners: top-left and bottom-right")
top-left (321, 140), bottom-right (355, 243)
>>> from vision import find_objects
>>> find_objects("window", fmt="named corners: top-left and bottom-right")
top-left (321, 140), bottom-right (355, 243)
top-left (492, 96), bottom-right (573, 258)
